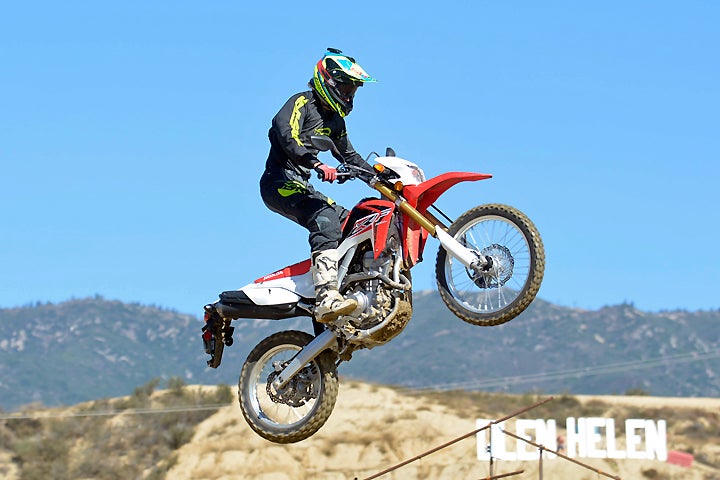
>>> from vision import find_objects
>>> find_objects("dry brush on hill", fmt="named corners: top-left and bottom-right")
top-left (0, 380), bottom-right (718, 480)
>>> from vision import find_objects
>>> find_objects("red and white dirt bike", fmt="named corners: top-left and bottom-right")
top-left (201, 136), bottom-right (545, 443)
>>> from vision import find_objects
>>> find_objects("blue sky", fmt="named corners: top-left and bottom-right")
top-left (2, 1), bottom-right (718, 314)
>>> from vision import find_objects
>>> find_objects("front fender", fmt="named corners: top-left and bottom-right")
top-left (403, 172), bottom-right (492, 213)
top-left (400, 172), bottom-right (491, 266)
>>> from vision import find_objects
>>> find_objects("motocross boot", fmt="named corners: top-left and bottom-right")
top-left (311, 249), bottom-right (357, 323)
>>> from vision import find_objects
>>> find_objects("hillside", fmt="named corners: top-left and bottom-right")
top-left (0, 294), bottom-right (718, 410)
top-left (0, 382), bottom-right (718, 480)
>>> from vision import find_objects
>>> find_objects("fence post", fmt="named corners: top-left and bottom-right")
top-left (489, 424), bottom-right (494, 478)
top-left (539, 446), bottom-right (543, 480)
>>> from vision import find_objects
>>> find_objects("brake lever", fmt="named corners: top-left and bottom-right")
top-left (335, 164), bottom-right (357, 184)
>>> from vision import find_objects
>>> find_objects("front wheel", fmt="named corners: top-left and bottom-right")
top-left (238, 330), bottom-right (339, 443)
top-left (435, 204), bottom-right (545, 326)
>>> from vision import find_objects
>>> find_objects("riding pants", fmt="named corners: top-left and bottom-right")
top-left (260, 169), bottom-right (348, 252)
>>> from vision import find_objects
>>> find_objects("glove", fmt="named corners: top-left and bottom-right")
top-left (313, 163), bottom-right (338, 182)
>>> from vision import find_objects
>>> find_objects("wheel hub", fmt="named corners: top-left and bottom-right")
top-left (467, 243), bottom-right (514, 288)
top-left (265, 365), bottom-right (319, 407)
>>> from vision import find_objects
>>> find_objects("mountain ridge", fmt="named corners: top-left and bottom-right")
top-left (0, 293), bottom-right (718, 410)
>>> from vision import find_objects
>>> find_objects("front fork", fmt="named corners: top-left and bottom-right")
top-left (372, 183), bottom-right (488, 271)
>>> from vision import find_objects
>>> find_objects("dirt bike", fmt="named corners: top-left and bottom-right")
top-left (201, 135), bottom-right (545, 443)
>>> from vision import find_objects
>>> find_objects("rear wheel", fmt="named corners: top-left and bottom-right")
top-left (238, 330), bottom-right (338, 443)
top-left (435, 204), bottom-right (544, 326)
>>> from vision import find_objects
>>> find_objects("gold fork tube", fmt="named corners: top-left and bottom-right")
top-left (373, 183), bottom-right (438, 236)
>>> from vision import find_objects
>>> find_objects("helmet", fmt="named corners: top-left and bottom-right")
top-left (311, 48), bottom-right (376, 117)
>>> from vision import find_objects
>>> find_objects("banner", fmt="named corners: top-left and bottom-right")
top-left (476, 417), bottom-right (667, 461)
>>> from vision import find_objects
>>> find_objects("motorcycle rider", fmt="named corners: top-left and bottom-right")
top-left (260, 48), bottom-right (376, 323)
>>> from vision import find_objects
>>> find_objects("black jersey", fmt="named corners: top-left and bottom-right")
top-left (265, 90), bottom-right (366, 180)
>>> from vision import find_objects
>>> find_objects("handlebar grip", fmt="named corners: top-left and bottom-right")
top-left (316, 172), bottom-right (353, 181)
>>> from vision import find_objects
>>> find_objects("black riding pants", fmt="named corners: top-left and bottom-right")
top-left (260, 170), bottom-right (348, 252)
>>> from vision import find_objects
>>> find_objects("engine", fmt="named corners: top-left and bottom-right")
top-left (339, 240), bottom-right (413, 348)
top-left (347, 250), bottom-right (395, 329)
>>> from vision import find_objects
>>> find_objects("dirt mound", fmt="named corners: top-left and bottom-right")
top-left (167, 382), bottom-right (720, 480)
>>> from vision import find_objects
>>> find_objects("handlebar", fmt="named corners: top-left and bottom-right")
top-left (309, 135), bottom-right (380, 185)
top-left (316, 164), bottom-right (376, 184)
top-left (315, 171), bottom-right (354, 183)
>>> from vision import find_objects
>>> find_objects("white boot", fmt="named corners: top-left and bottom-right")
top-left (312, 249), bottom-right (357, 323)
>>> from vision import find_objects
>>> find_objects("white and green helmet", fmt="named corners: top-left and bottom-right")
top-left (311, 48), bottom-right (376, 117)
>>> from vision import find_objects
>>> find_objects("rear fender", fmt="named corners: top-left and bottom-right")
top-left (212, 260), bottom-right (314, 320)
top-left (250, 259), bottom-right (314, 301)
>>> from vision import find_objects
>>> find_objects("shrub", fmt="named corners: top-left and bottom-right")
top-left (167, 376), bottom-right (187, 396)
top-left (626, 388), bottom-right (651, 396)
top-left (5, 379), bottom-right (243, 480)
top-left (212, 384), bottom-right (234, 404)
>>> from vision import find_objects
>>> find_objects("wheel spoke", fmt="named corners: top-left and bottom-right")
top-left (442, 210), bottom-right (535, 316)
top-left (246, 344), bottom-right (323, 429)
top-left (239, 331), bottom-right (340, 443)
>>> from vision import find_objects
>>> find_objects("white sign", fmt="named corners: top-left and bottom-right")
top-left (476, 418), bottom-right (667, 461)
